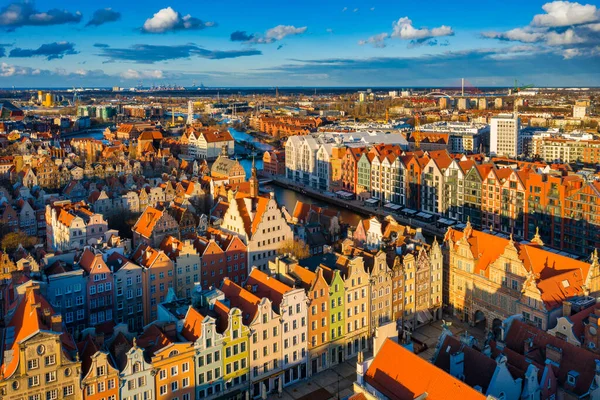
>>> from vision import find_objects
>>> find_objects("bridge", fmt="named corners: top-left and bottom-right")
top-left (425, 92), bottom-right (452, 98)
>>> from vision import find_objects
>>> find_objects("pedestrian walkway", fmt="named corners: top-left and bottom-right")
top-left (267, 359), bottom-right (357, 400)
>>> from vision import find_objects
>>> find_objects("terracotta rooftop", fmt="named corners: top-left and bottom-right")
top-left (365, 339), bottom-right (486, 400)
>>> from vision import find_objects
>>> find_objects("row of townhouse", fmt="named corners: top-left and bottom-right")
top-left (74, 235), bottom-right (442, 400)
top-left (0, 230), bottom-right (443, 400)
top-left (41, 225), bottom-right (251, 336)
top-left (285, 137), bottom-right (600, 256)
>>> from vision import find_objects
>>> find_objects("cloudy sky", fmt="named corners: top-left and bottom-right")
top-left (0, 0), bottom-right (599, 87)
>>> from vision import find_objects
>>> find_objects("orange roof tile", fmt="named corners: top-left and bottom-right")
top-left (181, 307), bottom-right (205, 342)
top-left (365, 339), bottom-right (486, 400)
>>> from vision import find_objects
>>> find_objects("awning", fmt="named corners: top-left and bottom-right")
top-left (401, 208), bottom-right (418, 215)
top-left (416, 212), bottom-right (434, 219)
top-left (437, 218), bottom-right (456, 226)
top-left (365, 198), bottom-right (379, 205)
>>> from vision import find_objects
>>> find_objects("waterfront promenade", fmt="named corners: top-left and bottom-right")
top-left (267, 175), bottom-right (448, 239)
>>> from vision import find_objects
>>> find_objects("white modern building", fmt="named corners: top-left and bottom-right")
top-left (490, 113), bottom-right (521, 157)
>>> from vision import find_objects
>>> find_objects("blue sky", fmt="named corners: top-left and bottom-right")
top-left (0, 0), bottom-right (599, 87)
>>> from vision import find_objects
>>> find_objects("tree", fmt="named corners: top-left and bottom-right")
top-left (1, 231), bottom-right (38, 253)
top-left (277, 239), bottom-right (310, 260)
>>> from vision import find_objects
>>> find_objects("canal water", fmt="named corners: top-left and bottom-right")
top-left (69, 128), bottom-right (363, 226)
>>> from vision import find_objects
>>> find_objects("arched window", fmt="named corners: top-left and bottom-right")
top-left (133, 362), bottom-right (141, 373)
top-left (169, 350), bottom-right (179, 357)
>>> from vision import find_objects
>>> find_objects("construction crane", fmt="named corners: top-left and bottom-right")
top-left (513, 79), bottom-right (534, 115)
top-left (513, 79), bottom-right (534, 94)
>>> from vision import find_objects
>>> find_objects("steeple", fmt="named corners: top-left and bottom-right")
top-left (249, 155), bottom-right (258, 198)
top-left (463, 216), bottom-right (472, 239)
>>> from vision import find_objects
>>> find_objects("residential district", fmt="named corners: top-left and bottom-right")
top-left (0, 86), bottom-right (599, 400)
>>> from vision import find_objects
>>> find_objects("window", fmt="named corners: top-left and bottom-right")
top-left (45, 355), bottom-right (55, 366)
top-left (97, 382), bottom-right (105, 392)
top-left (182, 362), bottom-right (189, 373)
top-left (28, 375), bottom-right (40, 387)
top-left (171, 381), bottom-right (179, 392)
top-left (45, 371), bottom-right (57, 383)
top-left (96, 366), bottom-right (105, 376)
top-left (171, 366), bottom-right (178, 376)
top-left (63, 386), bottom-right (74, 397)
top-left (46, 389), bottom-right (58, 400)
top-left (159, 369), bottom-right (167, 380)
top-left (27, 358), bottom-right (39, 370)
top-left (160, 385), bottom-right (167, 395)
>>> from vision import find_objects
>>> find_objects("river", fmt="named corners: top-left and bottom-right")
top-left (68, 128), bottom-right (364, 227)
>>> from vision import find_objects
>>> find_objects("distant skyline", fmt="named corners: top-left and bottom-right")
top-left (0, 0), bottom-right (599, 88)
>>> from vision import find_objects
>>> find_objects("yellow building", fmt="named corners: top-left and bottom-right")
top-left (215, 302), bottom-right (250, 394)
top-left (0, 286), bottom-right (82, 400)
top-left (43, 93), bottom-right (53, 107)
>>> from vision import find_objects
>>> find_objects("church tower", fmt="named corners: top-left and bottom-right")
top-left (249, 156), bottom-right (259, 198)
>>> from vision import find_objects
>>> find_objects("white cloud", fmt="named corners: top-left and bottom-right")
top-left (545, 28), bottom-right (586, 45)
top-left (353, 8), bottom-right (359, 12)
top-left (532, 1), bottom-right (599, 27)
top-left (142, 7), bottom-right (179, 33)
top-left (482, 28), bottom-right (545, 43)
top-left (358, 33), bottom-right (389, 48)
top-left (562, 48), bottom-right (583, 58)
top-left (0, 62), bottom-right (33, 77)
top-left (142, 7), bottom-right (215, 33)
top-left (342, 7), bottom-right (347, 12)
top-left (249, 25), bottom-right (307, 44)
top-left (391, 17), bottom-right (454, 41)
top-left (586, 22), bottom-right (600, 31)
top-left (120, 69), bottom-right (164, 79)
top-left (265, 25), bottom-right (307, 40)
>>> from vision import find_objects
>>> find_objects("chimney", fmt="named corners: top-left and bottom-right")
top-left (546, 344), bottom-right (563, 366)
top-left (50, 314), bottom-right (62, 332)
top-left (562, 301), bottom-right (572, 317)
top-left (449, 351), bottom-right (465, 380)
top-left (524, 337), bottom-right (534, 354)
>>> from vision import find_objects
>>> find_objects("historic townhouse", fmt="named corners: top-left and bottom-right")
top-left (180, 126), bottom-right (234, 160)
top-left (44, 259), bottom-right (87, 335)
top-left (341, 243), bottom-right (392, 333)
top-left (137, 324), bottom-right (196, 400)
top-left (356, 152), bottom-right (372, 201)
top-left (441, 159), bottom-right (470, 220)
top-left (291, 265), bottom-right (330, 376)
top-left (212, 298), bottom-right (251, 395)
top-left (132, 205), bottom-right (179, 248)
top-left (192, 227), bottom-right (248, 289)
top-left (77, 249), bottom-right (114, 327)
top-left (248, 266), bottom-right (309, 386)
top-left (334, 253), bottom-right (370, 359)
top-left (45, 200), bottom-right (108, 251)
top-left (403, 154), bottom-right (423, 210)
top-left (160, 236), bottom-right (201, 299)
top-left (322, 265), bottom-right (346, 367)
top-left (445, 223), bottom-right (600, 332)
top-left (218, 166), bottom-right (293, 271)
top-left (133, 245), bottom-right (175, 323)
top-left (220, 278), bottom-right (283, 397)
top-left (0, 286), bottom-right (82, 400)
top-left (421, 151), bottom-right (452, 215)
top-left (111, 335), bottom-right (155, 400)
top-left (79, 337), bottom-right (120, 400)
top-left (481, 167), bottom-right (527, 237)
top-left (181, 304), bottom-right (225, 399)
top-left (107, 252), bottom-right (145, 332)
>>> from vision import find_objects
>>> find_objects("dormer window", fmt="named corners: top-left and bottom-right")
top-left (567, 370), bottom-right (579, 386)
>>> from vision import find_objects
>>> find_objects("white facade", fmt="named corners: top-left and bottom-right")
top-left (490, 114), bottom-right (521, 157)
top-left (573, 105), bottom-right (588, 119)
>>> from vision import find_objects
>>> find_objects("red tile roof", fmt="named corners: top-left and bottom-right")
top-left (365, 339), bottom-right (486, 400)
